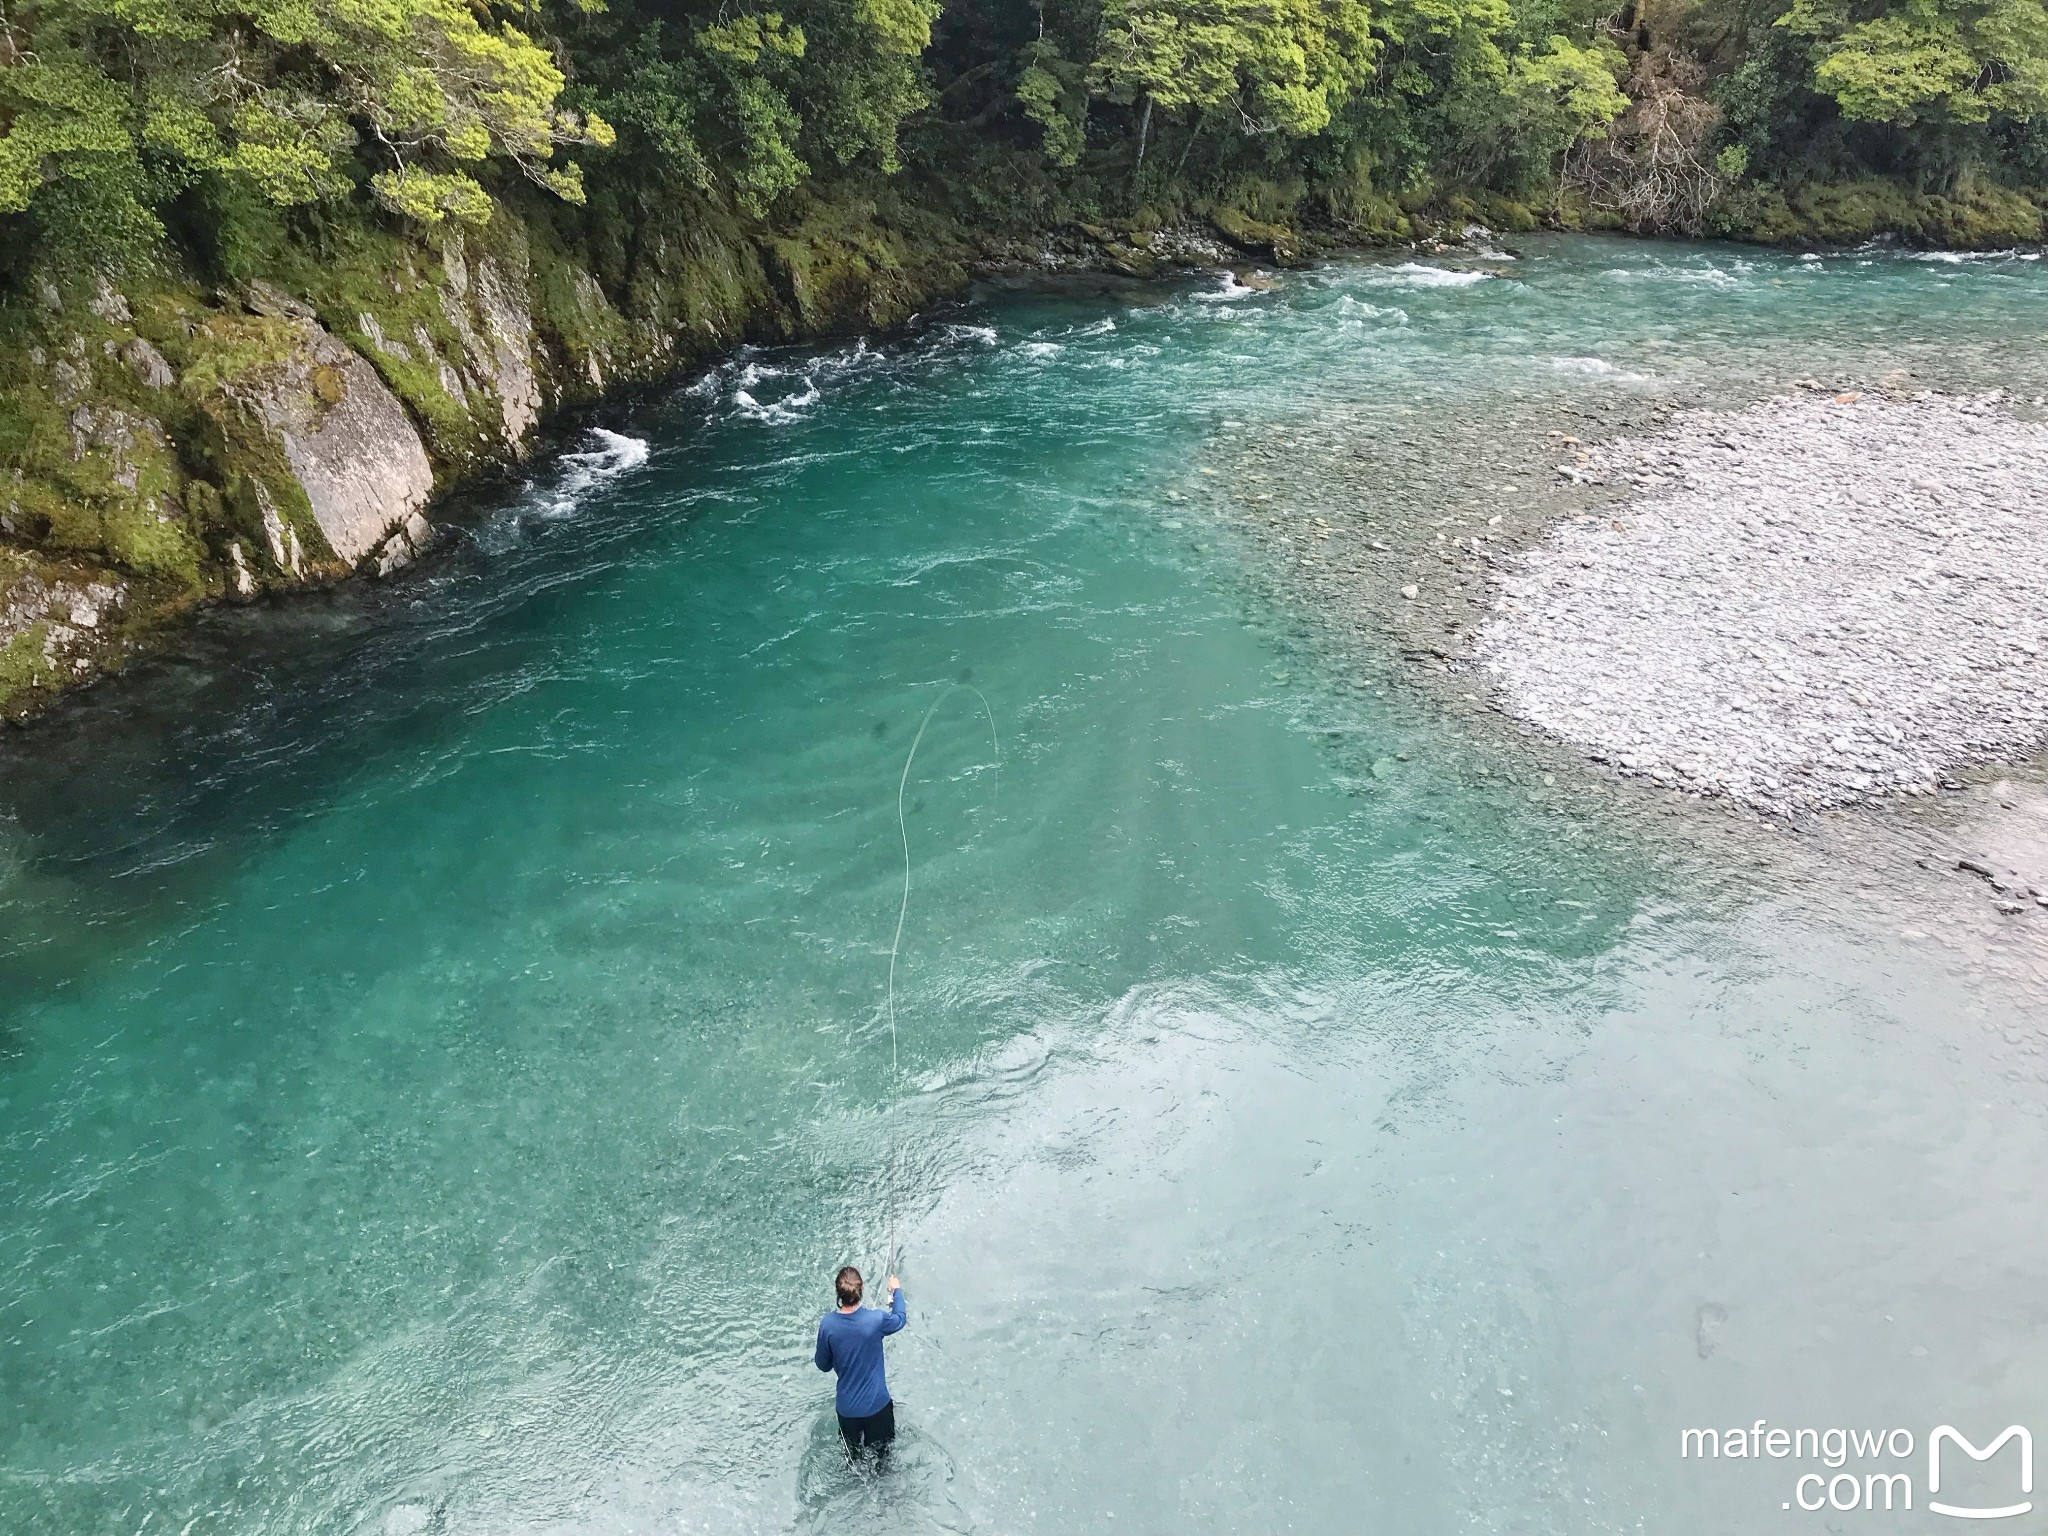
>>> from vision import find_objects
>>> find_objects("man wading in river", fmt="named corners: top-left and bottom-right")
top-left (815, 1266), bottom-right (906, 1454)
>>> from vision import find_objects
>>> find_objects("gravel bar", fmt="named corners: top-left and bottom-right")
top-left (1479, 390), bottom-right (2048, 816)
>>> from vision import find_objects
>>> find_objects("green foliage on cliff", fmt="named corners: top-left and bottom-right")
top-left (1, 0), bottom-right (2044, 289)
top-left (1088, 0), bottom-right (1378, 144)
top-left (0, 0), bottom-right (613, 269)
top-left (1780, 0), bottom-right (2048, 126)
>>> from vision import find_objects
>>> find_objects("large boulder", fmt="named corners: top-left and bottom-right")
top-left (207, 288), bottom-right (436, 574)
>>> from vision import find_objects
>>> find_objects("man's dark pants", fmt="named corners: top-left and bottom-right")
top-left (838, 1400), bottom-right (895, 1453)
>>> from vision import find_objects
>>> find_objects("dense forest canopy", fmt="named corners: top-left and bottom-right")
top-left (3, 0), bottom-right (2048, 282)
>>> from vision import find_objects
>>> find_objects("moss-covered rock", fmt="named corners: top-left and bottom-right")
top-left (1704, 183), bottom-right (1807, 243)
top-left (0, 282), bottom-right (207, 590)
top-left (1206, 204), bottom-right (1307, 264)
top-left (1708, 177), bottom-right (2047, 248)
top-left (189, 307), bottom-right (433, 578)
top-left (1469, 193), bottom-right (1542, 234)
top-left (0, 546), bottom-right (132, 718)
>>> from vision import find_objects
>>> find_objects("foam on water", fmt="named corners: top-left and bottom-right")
top-left (1331, 294), bottom-right (1407, 328)
top-left (1545, 356), bottom-right (1652, 382)
top-left (692, 339), bottom-right (907, 426)
top-left (1909, 247), bottom-right (2042, 263)
top-left (1603, 262), bottom-right (1741, 286)
top-left (473, 427), bottom-right (651, 550)
top-left (735, 382), bottom-right (823, 423)
top-left (1360, 261), bottom-right (1495, 288)
top-left (1192, 271), bottom-right (1258, 302)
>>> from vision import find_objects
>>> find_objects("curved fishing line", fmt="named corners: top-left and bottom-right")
top-left (883, 683), bottom-right (1000, 1278)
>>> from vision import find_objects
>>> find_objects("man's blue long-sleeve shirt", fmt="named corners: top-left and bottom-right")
top-left (814, 1287), bottom-right (906, 1417)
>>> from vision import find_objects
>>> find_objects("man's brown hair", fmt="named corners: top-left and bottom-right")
top-left (835, 1266), bottom-right (863, 1307)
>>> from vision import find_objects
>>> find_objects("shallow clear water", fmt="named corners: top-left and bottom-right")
top-left (3, 237), bottom-right (2047, 1533)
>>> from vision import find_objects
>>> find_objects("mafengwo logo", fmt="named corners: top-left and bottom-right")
top-left (1680, 1422), bottom-right (2032, 1517)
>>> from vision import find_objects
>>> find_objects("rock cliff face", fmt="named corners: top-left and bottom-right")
top-left (0, 191), bottom-right (971, 718)
top-left (225, 285), bottom-right (436, 576)
top-left (274, 340), bottom-right (434, 575)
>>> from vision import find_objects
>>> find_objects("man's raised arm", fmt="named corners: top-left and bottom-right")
top-left (881, 1276), bottom-right (907, 1335)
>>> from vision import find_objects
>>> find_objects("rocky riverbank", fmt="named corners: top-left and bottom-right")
top-left (0, 198), bottom-right (1342, 724)
top-left (0, 191), bottom-right (993, 723)
top-left (1480, 389), bottom-right (2048, 817)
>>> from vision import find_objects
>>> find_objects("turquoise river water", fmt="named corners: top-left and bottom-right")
top-left (4, 237), bottom-right (2048, 1533)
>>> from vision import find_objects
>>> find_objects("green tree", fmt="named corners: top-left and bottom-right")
top-left (1088, 0), bottom-right (1377, 166)
top-left (698, 13), bottom-right (809, 207)
top-left (1777, 0), bottom-right (2048, 124)
top-left (0, 0), bottom-right (614, 251)
top-left (1017, 39), bottom-right (1091, 165)
top-left (785, 0), bottom-right (943, 172)
top-left (1433, 32), bottom-right (1628, 188)
top-left (1504, 34), bottom-right (1632, 154)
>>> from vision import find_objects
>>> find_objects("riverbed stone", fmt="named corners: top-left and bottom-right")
top-left (1479, 390), bottom-right (2048, 816)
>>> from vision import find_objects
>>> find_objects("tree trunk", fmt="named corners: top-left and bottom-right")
top-left (1136, 96), bottom-right (1154, 173)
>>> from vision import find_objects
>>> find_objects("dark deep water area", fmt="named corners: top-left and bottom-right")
top-left (4, 237), bottom-right (2048, 1533)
